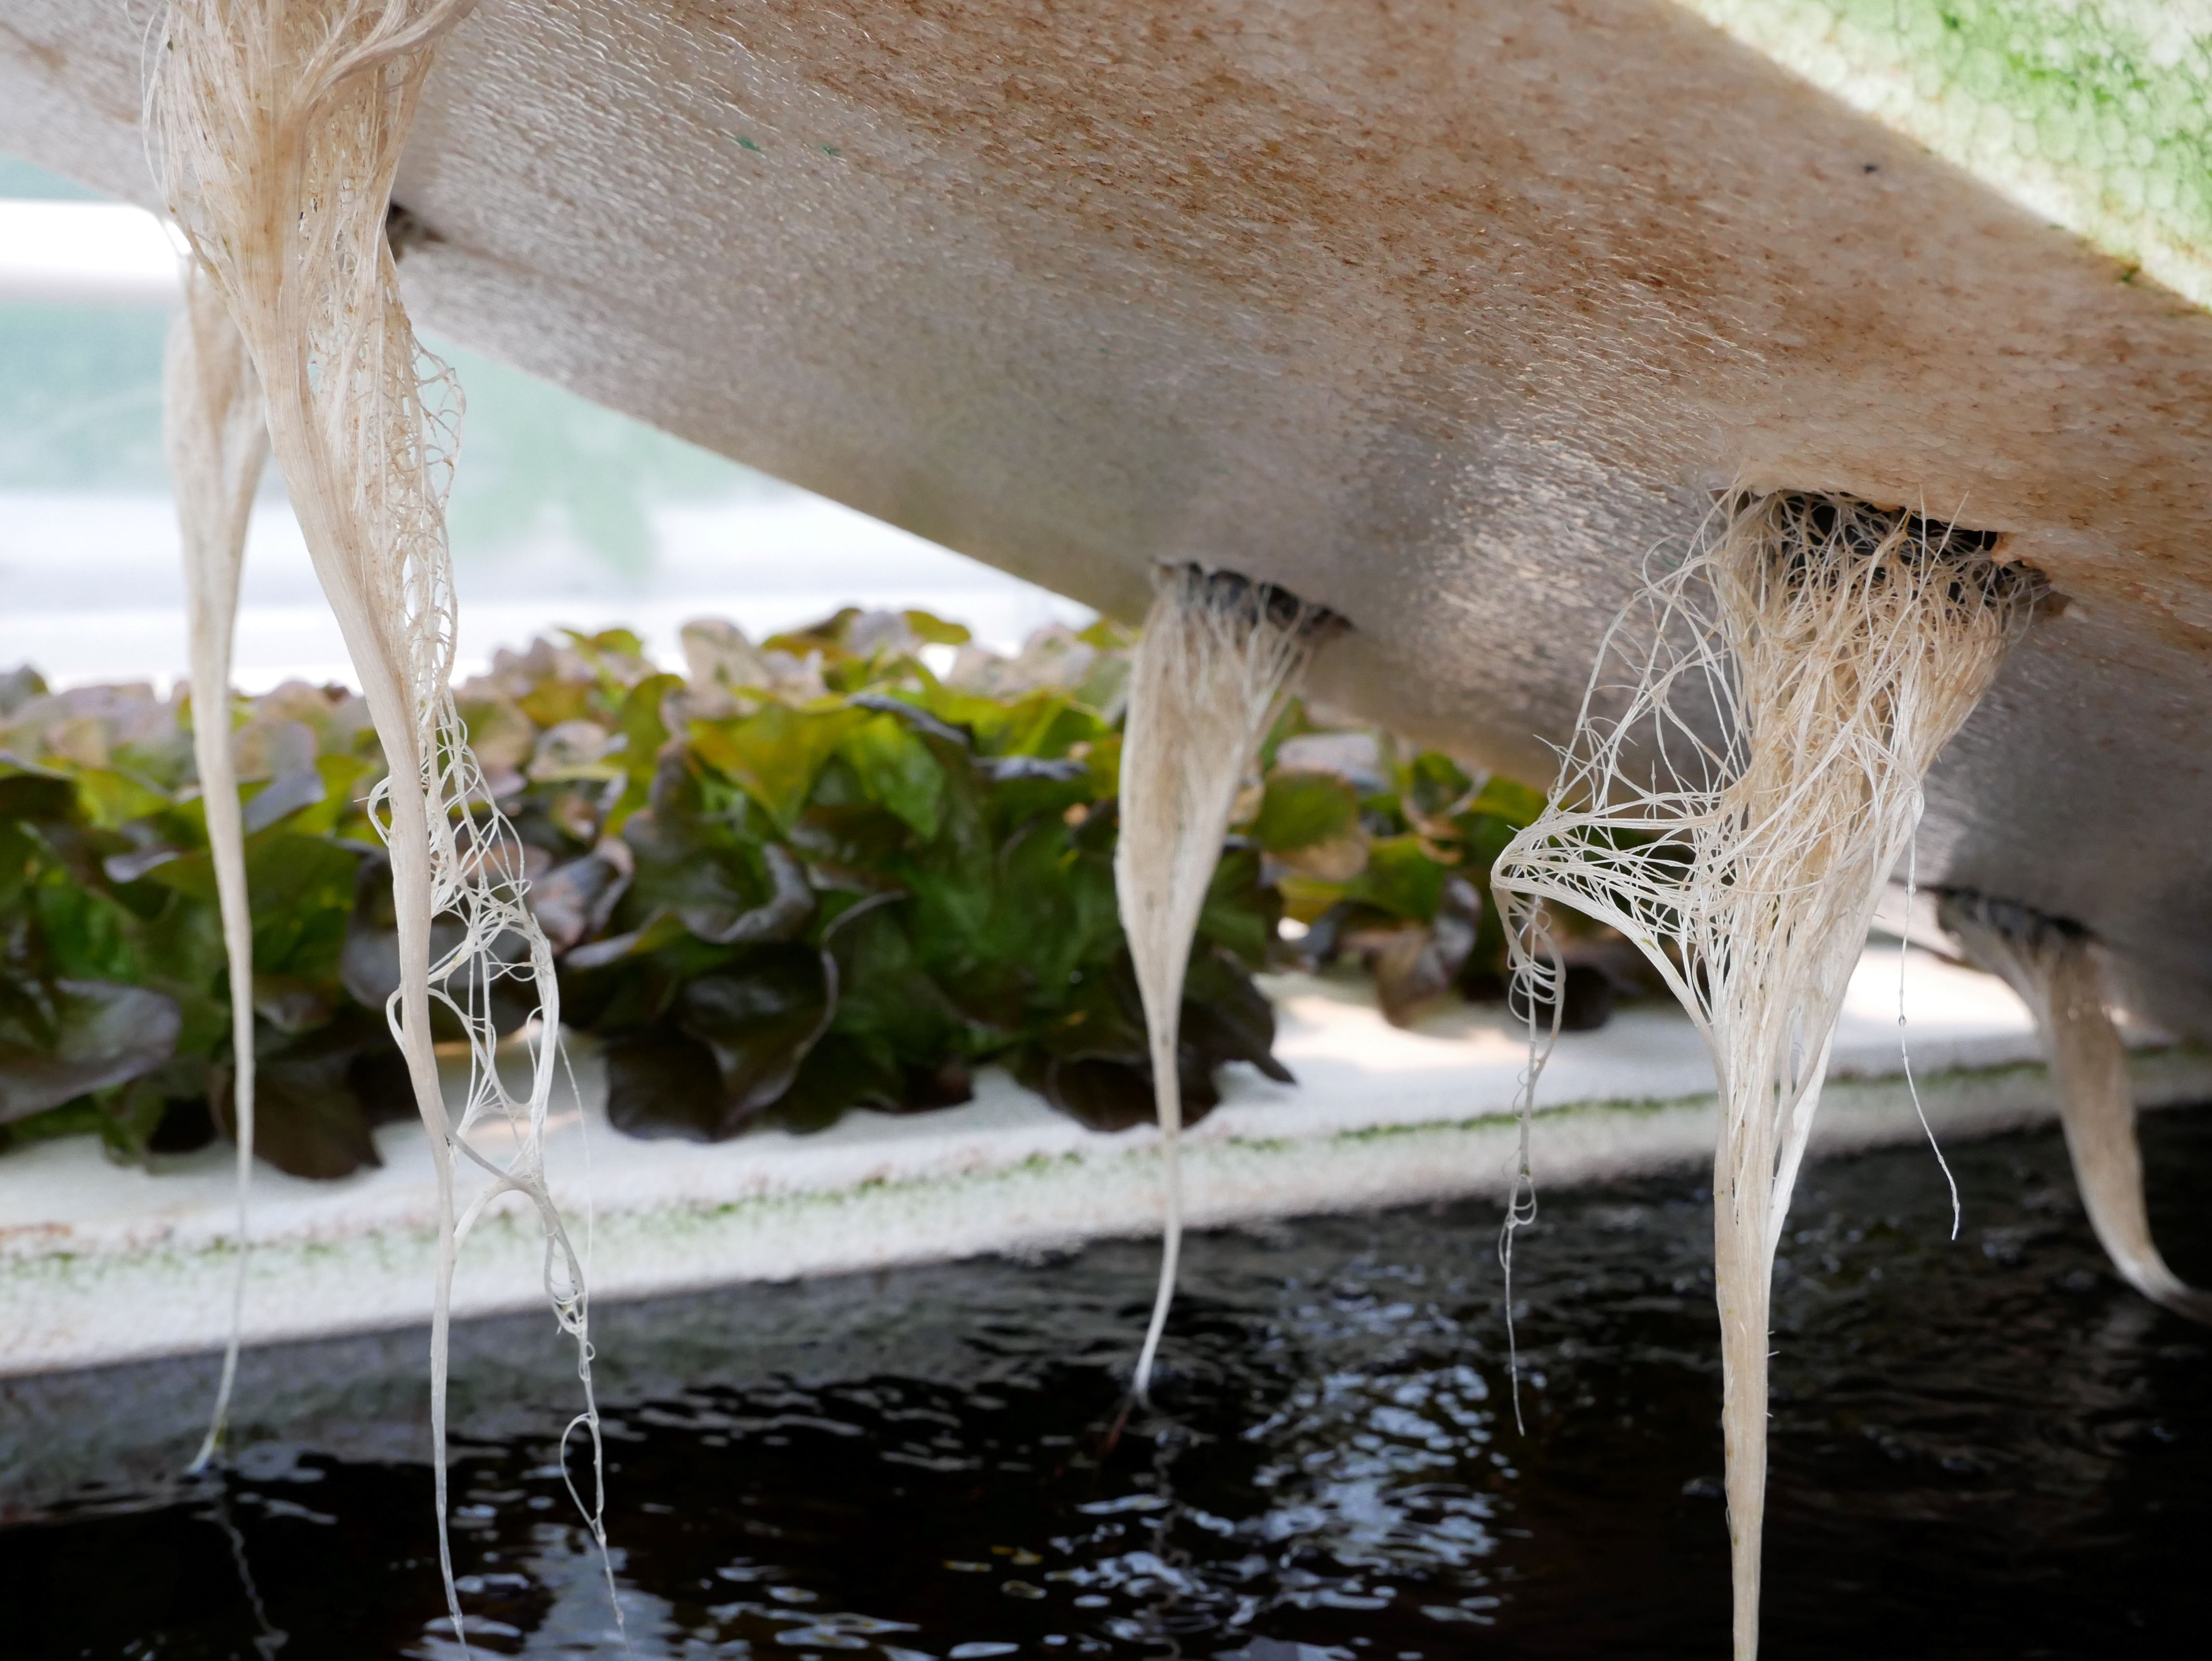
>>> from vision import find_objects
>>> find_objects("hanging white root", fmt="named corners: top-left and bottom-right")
top-left (149, 3), bottom-right (615, 1644)
top-left (1493, 491), bottom-right (2045, 1660)
top-left (1942, 893), bottom-right (2212, 1323)
top-left (1116, 565), bottom-right (1338, 1403)
top-left (166, 257), bottom-right (269, 1472)
top-left (1495, 896), bottom-right (1565, 1434)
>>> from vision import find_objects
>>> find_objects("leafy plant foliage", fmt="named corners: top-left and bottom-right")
top-left (0, 612), bottom-right (1588, 1181)
top-left (0, 669), bottom-right (404, 1175)
top-left (1248, 718), bottom-right (1639, 1031)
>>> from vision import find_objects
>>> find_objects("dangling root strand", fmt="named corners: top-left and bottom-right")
top-left (1494, 491), bottom-right (2045, 1659)
top-left (1116, 565), bottom-right (1340, 1402)
top-left (1942, 892), bottom-right (2212, 1324)
top-left (167, 258), bottom-right (269, 1472)
top-left (148, 3), bottom-right (618, 1645)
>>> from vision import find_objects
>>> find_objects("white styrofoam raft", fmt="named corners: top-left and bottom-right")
top-left (3, 949), bottom-right (2206, 1377)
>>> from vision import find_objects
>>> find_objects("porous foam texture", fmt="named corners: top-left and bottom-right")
top-left (1493, 489), bottom-right (2046, 1659)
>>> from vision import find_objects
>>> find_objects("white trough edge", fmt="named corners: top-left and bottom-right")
top-left (3, 949), bottom-right (2206, 1377)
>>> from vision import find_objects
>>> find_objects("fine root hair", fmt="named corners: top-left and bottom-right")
top-left (1494, 489), bottom-right (2045, 1659)
top-left (1117, 564), bottom-right (1341, 1402)
top-left (148, 3), bottom-right (617, 1645)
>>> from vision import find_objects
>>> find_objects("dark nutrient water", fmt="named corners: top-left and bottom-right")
top-left (5, 1107), bottom-right (2211, 1660)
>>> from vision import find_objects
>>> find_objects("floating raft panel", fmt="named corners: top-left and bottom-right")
top-left (3, 950), bottom-right (2205, 1378)
top-left (4, 2), bottom-right (2210, 1028)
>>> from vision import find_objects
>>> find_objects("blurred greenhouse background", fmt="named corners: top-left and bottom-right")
top-left (0, 155), bottom-right (1087, 690)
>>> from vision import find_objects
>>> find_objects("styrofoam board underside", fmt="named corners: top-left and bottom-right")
top-left (3, 954), bottom-right (2205, 1376)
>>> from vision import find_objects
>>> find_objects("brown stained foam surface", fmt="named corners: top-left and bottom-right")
top-left (2, 0), bottom-right (2209, 1021)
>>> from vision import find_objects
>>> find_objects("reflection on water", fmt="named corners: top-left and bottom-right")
top-left (5, 1107), bottom-right (2211, 1658)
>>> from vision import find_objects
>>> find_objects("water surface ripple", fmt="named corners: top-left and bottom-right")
top-left (4, 1108), bottom-right (2209, 1658)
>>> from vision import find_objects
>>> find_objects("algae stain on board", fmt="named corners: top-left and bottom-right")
top-left (1685, 0), bottom-right (2212, 305)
